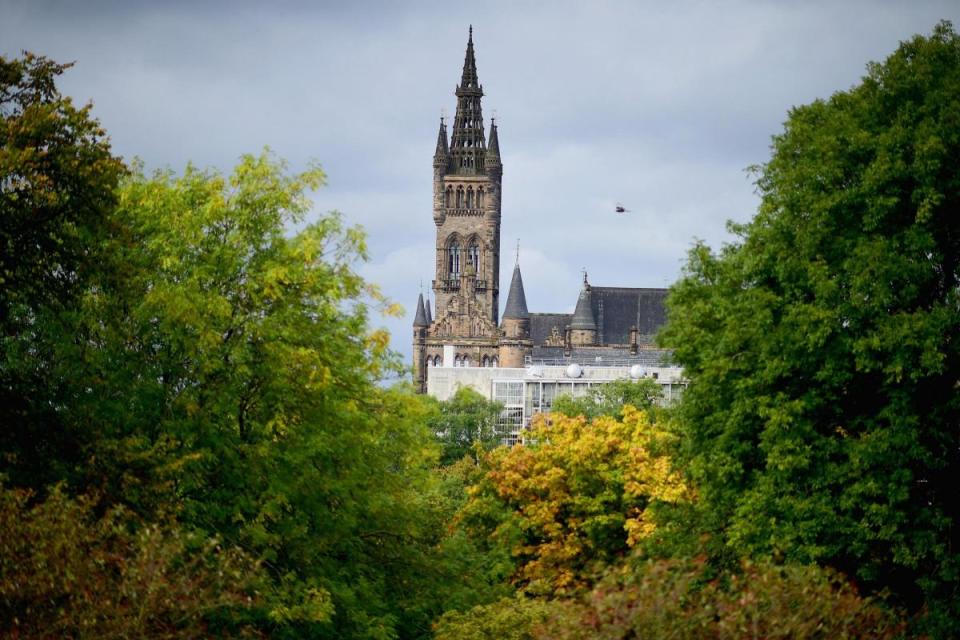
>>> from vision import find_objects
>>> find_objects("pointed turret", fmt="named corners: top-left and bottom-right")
top-left (571, 274), bottom-right (596, 330)
top-left (412, 292), bottom-right (429, 393)
top-left (502, 264), bottom-right (528, 319)
top-left (486, 119), bottom-right (501, 170)
top-left (425, 296), bottom-right (433, 325)
top-left (450, 26), bottom-right (486, 174)
top-left (433, 118), bottom-right (448, 168)
top-left (413, 293), bottom-right (428, 327)
top-left (569, 273), bottom-right (598, 346)
top-left (499, 260), bottom-right (532, 366)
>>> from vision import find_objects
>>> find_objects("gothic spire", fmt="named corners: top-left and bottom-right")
top-left (503, 263), bottom-right (529, 319)
top-left (459, 25), bottom-right (480, 92)
top-left (425, 295), bottom-right (433, 325)
top-left (570, 274), bottom-right (597, 330)
top-left (450, 26), bottom-right (486, 175)
top-left (413, 292), bottom-right (428, 327)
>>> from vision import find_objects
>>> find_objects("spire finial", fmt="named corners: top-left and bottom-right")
top-left (469, 24), bottom-right (473, 41)
top-left (515, 239), bottom-right (520, 266)
top-left (582, 268), bottom-right (588, 285)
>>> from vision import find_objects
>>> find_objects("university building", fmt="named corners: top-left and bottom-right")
top-left (412, 28), bottom-right (683, 442)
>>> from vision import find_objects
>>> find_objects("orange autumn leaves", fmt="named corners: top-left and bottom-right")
top-left (459, 406), bottom-right (689, 596)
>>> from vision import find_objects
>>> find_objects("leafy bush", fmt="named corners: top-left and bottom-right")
top-left (433, 595), bottom-right (566, 640)
top-left (0, 485), bottom-right (264, 638)
top-left (542, 558), bottom-right (905, 639)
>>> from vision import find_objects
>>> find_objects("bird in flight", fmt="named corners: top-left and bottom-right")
top-left (615, 203), bottom-right (630, 214)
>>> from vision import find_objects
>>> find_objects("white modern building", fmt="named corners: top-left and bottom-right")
top-left (427, 349), bottom-right (685, 445)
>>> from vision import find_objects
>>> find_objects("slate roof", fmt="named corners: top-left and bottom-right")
top-left (530, 313), bottom-right (572, 345)
top-left (591, 287), bottom-right (668, 344)
top-left (527, 287), bottom-right (668, 346)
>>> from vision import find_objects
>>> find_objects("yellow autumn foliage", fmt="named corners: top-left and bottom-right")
top-left (459, 406), bottom-right (689, 596)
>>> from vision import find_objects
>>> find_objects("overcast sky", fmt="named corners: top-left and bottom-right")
top-left (3, 1), bottom-right (957, 367)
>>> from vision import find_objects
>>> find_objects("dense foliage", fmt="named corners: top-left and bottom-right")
top-left (458, 407), bottom-right (688, 597)
top-left (0, 52), bottom-right (126, 490)
top-left (428, 387), bottom-right (504, 465)
top-left (0, 53), bottom-right (486, 639)
top-left (541, 559), bottom-right (903, 640)
top-left (0, 485), bottom-right (264, 639)
top-left (660, 21), bottom-right (960, 632)
top-left (551, 378), bottom-right (662, 421)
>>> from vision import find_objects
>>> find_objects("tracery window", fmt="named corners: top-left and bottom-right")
top-left (456, 186), bottom-right (463, 208)
top-left (445, 187), bottom-right (452, 208)
top-left (466, 187), bottom-right (474, 209)
top-left (448, 243), bottom-right (461, 279)
top-left (468, 242), bottom-right (480, 273)
top-left (478, 188), bottom-right (484, 208)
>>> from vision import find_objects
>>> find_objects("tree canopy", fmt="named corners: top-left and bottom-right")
top-left (428, 387), bottom-right (504, 465)
top-left (458, 407), bottom-right (687, 597)
top-left (550, 378), bottom-right (662, 421)
top-left (660, 21), bottom-right (960, 631)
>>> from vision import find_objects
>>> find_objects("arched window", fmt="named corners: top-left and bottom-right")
top-left (468, 242), bottom-right (480, 273)
top-left (482, 355), bottom-right (489, 367)
top-left (445, 187), bottom-right (452, 208)
top-left (462, 356), bottom-right (470, 367)
top-left (454, 356), bottom-right (461, 367)
top-left (456, 186), bottom-right (463, 208)
top-left (448, 243), bottom-right (461, 279)
top-left (466, 187), bottom-right (474, 209)
top-left (478, 188), bottom-right (484, 208)
top-left (491, 357), bottom-right (499, 368)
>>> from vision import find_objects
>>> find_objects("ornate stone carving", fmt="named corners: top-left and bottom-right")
top-left (431, 288), bottom-right (499, 338)
top-left (543, 325), bottom-right (564, 347)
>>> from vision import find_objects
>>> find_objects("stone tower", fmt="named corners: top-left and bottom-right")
top-left (432, 26), bottom-right (502, 324)
top-left (414, 27), bottom-right (504, 391)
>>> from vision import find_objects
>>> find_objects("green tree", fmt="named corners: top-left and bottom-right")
top-left (660, 22), bottom-right (960, 631)
top-left (0, 52), bottom-right (126, 490)
top-left (75, 155), bottom-right (459, 638)
top-left (551, 378), bottom-right (662, 421)
top-left (429, 387), bottom-right (504, 464)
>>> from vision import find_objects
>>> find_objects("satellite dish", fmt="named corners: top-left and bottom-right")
top-left (566, 363), bottom-right (583, 378)
top-left (630, 365), bottom-right (646, 379)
